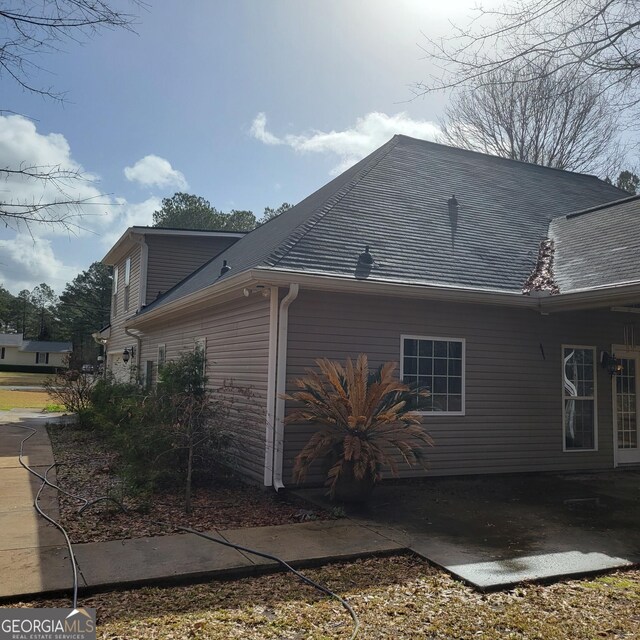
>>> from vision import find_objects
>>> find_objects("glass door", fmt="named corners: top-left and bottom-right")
top-left (615, 353), bottom-right (640, 465)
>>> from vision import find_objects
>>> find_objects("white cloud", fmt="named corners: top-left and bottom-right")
top-left (100, 196), bottom-right (162, 248)
top-left (124, 154), bottom-right (188, 189)
top-left (250, 113), bottom-right (282, 146)
top-left (250, 111), bottom-right (442, 173)
top-left (0, 114), bottom-right (115, 235)
top-left (0, 234), bottom-right (80, 293)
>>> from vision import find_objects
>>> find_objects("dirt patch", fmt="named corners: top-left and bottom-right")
top-left (47, 421), bottom-right (330, 543)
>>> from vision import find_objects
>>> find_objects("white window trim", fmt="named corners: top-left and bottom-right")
top-left (113, 265), bottom-right (119, 295)
top-left (561, 344), bottom-right (598, 452)
top-left (124, 257), bottom-right (131, 286)
top-left (400, 334), bottom-right (466, 416)
top-left (157, 343), bottom-right (166, 366)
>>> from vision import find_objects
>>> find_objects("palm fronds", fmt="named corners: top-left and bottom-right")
top-left (284, 354), bottom-right (433, 497)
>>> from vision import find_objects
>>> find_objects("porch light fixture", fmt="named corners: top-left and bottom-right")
top-left (600, 351), bottom-right (623, 376)
top-left (122, 346), bottom-right (136, 364)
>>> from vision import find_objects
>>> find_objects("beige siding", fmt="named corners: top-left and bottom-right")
top-left (107, 245), bottom-right (142, 380)
top-left (284, 290), bottom-right (633, 484)
top-left (137, 294), bottom-right (271, 483)
top-left (0, 348), bottom-right (67, 367)
top-left (145, 236), bottom-right (238, 305)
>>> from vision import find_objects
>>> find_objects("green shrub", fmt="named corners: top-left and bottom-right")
top-left (81, 351), bottom-right (254, 511)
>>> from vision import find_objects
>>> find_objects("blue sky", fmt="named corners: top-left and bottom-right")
top-left (0, 0), bottom-right (480, 294)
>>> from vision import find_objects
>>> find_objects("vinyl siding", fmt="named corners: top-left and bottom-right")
top-left (283, 290), bottom-right (634, 485)
top-left (145, 235), bottom-right (238, 305)
top-left (137, 294), bottom-right (271, 483)
top-left (107, 245), bottom-right (142, 371)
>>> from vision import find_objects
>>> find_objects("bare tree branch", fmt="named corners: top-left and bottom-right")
top-left (440, 58), bottom-right (623, 174)
top-left (416, 0), bottom-right (640, 113)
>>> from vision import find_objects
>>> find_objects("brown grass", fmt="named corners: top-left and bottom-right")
top-left (0, 388), bottom-right (58, 410)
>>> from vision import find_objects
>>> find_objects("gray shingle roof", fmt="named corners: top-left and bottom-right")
top-left (0, 333), bottom-right (24, 346)
top-left (551, 195), bottom-right (640, 293)
top-left (140, 135), bottom-right (626, 314)
top-left (20, 341), bottom-right (72, 353)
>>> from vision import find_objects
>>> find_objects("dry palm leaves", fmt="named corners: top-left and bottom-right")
top-left (284, 354), bottom-right (433, 497)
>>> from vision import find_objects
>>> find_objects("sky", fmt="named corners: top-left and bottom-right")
top-left (0, 0), bottom-right (485, 295)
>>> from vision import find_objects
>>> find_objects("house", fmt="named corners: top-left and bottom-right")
top-left (100, 135), bottom-right (640, 488)
top-left (0, 334), bottom-right (72, 372)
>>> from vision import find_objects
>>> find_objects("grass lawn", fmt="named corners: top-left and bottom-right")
top-left (0, 371), bottom-right (53, 386)
top-left (0, 388), bottom-right (61, 410)
top-left (10, 556), bottom-right (640, 639)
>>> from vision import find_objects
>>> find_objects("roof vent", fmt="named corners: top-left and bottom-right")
top-left (220, 260), bottom-right (231, 276)
top-left (358, 245), bottom-right (374, 266)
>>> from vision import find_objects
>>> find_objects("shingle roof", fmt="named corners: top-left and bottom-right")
top-left (0, 334), bottom-right (24, 346)
top-left (551, 195), bottom-right (640, 293)
top-left (20, 341), bottom-right (72, 353)
top-left (140, 135), bottom-right (625, 314)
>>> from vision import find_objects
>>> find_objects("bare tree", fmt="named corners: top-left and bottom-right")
top-left (0, 1), bottom-right (138, 230)
top-left (441, 58), bottom-right (621, 173)
top-left (418, 0), bottom-right (640, 113)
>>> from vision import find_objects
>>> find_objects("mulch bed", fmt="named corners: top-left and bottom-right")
top-left (10, 555), bottom-right (640, 639)
top-left (47, 421), bottom-right (330, 544)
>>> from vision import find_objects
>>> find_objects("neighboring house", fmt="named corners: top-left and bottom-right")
top-left (100, 135), bottom-right (640, 488)
top-left (0, 334), bottom-right (72, 372)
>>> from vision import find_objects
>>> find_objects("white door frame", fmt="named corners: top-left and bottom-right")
top-left (612, 344), bottom-right (640, 466)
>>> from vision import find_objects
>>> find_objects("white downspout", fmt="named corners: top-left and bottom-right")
top-left (272, 283), bottom-right (299, 491)
top-left (263, 286), bottom-right (279, 486)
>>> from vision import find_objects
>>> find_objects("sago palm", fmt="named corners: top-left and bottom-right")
top-left (285, 354), bottom-right (433, 498)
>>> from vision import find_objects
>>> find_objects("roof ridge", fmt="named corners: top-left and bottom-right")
top-left (563, 193), bottom-right (640, 219)
top-left (394, 134), bottom-right (623, 183)
top-left (265, 136), bottom-right (402, 268)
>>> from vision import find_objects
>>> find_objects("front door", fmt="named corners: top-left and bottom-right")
top-left (615, 352), bottom-right (640, 465)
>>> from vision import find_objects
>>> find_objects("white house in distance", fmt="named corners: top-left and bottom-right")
top-left (0, 334), bottom-right (72, 372)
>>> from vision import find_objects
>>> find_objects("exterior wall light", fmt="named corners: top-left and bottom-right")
top-left (122, 346), bottom-right (136, 364)
top-left (601, 351), bottom-right (624, 376)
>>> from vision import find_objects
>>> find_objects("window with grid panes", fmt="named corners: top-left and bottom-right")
top-left (401, 336), bottom-right (465, 414)
top-left (562, 346), bottom-right (597, 451)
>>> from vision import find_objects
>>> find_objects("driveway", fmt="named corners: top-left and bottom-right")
top-left (299, 471), bottom-right (640, 590)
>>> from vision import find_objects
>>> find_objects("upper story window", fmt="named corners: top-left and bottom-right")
top-left (401, 335), bottom-right (465, 415)
top-left (123, 257), bottom-right (131, 311)
top-left (562, 346), bottom-right (597, 451)
top-left (112, 265), bottom-right (119, 317)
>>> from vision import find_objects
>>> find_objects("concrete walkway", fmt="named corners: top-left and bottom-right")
top-left (0, 412), bottom-right (404, 601)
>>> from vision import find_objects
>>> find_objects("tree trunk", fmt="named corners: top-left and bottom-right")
top-left (185, 433), bottom-right (194, 515)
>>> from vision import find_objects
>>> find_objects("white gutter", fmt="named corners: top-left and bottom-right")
top-left (263, 286), bottom-right (279, 486)
top-left (272, 283), bottom-right (299, 491)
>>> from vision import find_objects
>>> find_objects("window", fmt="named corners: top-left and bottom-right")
top-left (195, 337), bottom-right (207, 375)
top-left (401, 336), bottom-right (465, 414)
top-left (112, 265), bottom-right (119, 316)
top-left (0, 347), bottom-right (4, 360)
top-left (36, 352), bottom-right (49, 365)
top-left (157, 344), bottom-right (166, 367)
top-left (145, 360), bottom-right (154, 388)
top-left (123, 258), bottom-right (131, 311)
top-left (562, 346), bottom-right (597, 451)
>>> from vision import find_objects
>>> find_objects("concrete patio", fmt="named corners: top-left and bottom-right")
top-left (299, 471), bottom-right (640, 589)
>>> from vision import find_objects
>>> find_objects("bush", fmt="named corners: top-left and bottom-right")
top-left (43, 368), bottom-right (94, 414)
top-left (81, 351), bottom-right (254, 512)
